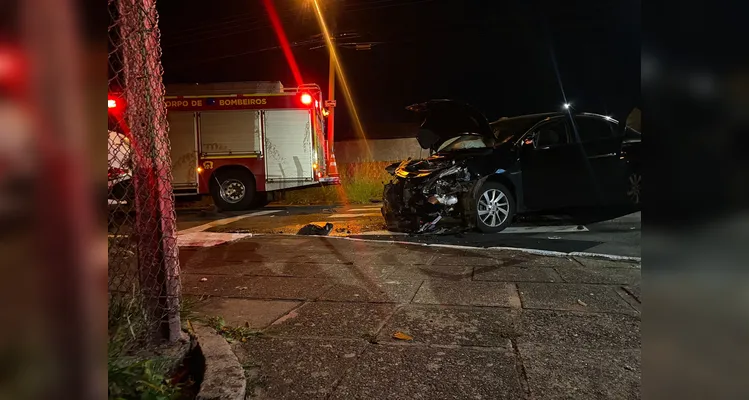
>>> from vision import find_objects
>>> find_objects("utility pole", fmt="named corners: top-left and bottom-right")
top-left (307, 0), bottom-right (380, 158)
top-left (327, 35), bottom-right (336, 154)
top-left (326, 2), bottom-right (337, 155)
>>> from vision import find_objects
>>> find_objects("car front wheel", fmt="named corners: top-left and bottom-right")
top-left (475, 181), bottom-right (515, 233)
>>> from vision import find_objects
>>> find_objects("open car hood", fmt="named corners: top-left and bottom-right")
top-left (407, 100), bottom-right (493, 151)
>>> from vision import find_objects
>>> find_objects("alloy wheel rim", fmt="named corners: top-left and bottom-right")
top-left (477, 189), bottom-right (510, 227)
top-left (627, 173), bottom-right (641, 204)
top-left (220, 179), bottom-right (246, 204)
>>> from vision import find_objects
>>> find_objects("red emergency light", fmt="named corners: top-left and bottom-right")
top-left (108, 99), bottom-right (117, 109)
top-left (300, 93), bottom-right (312, 106)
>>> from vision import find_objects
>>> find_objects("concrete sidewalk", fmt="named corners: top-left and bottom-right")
top-left (180, 236), bottom-right (641, 400)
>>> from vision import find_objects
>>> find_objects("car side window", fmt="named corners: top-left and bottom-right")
top-left (572, 116), bottom-right (618, 142)
top-left (534, 119), bottom-right (569, 148)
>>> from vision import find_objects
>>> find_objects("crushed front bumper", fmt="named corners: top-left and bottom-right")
top-left (382, 177), bottom-right (470, 234)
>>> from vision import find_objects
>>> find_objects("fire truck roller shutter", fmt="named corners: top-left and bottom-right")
top-left (199, 110), bottom-right (262, 155)
top-left (167, 111), bottom-right (198, 189)
top-left (263, 109), bottom-right (314, 189)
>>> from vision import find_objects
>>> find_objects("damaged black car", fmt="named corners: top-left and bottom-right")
top-left (382, 100), bottom-right (642, 233)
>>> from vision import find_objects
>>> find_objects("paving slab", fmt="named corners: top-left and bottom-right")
top-left (219, 251), bottom-right (354, 265)
top-left (555, 264), bottom-right (641, 285)
top-left (182, 274), bottom-right (333, 300)
top-left (429, 253), bottom-right (500, 266)
top-left (233, 337), bottom-right (366, 400)
top-left (263, 301), bottom-right (396, 339)
top-left (573, 256), bottom-right (641, 269)
top-left (318, 279), bottom-right (423, 303)
top-left (622, 283), bottom-right (641, 302)
top-left (182, 240), bottom-right (355, 264)
top-left (412, 281), bottom-right (521, 308)
top-left (519, 346), bottom-right (640, 400)
top-left (195, 298), bottom-right (302, 329)
top-left (387, 264), bottom-right (473, 282)
top-left (492, 252), bottom-right (580, 268)
top-left (376, 305), bottom-right (518, 347)
top-left (366, 246), bottom-right (438, 266)
top-left (518, 309), bottom-right (640, 350)
top-left (518, 283), bottom-right (637, 314)
top-left (330, 344), bottom-right (523, 400)
top-left (325, 263), bottom-right (397, 281)
top-left (473, 265), bottom-right (563, 282)
top-left (183, 262), bottom-right (336, 278)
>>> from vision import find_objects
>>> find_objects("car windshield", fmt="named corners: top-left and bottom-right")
top-left (437, 135), bottom-right (488, 152)
top-left (490, 115), bottom-right (551, 145)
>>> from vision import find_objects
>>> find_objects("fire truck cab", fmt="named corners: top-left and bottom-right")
top-left (110, 81), bottom-right (338, 211)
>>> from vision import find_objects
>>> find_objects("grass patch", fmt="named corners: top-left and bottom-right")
top-left (206, 316), bottom-right (262, 343)
top-left (278, 161), bottom-right (396, 205)
top-left (108, 293), bottom-right (187, 399)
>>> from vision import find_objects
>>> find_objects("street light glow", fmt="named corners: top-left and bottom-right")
top-left (563, 103), bottom-right (571, 109)
top-left (309, 0), bottom-right (370, 155)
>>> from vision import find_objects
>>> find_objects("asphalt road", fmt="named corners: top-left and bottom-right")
top-left (173, 204), bottom-right (641, 257)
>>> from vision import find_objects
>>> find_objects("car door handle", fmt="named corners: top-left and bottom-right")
top-left (587, 152), bottom-right (617, 159)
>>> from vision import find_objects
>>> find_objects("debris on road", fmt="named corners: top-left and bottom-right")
top-left (296, 223), bottom-right (334, 236)
top-left (200, 277), bottom-right (208, 282)
top-left (577, 299), bottom-right (588, 307)
top-left (392, 331), bottom-right (414, 341)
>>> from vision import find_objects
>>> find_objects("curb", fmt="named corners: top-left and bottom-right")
top-left (192, 324), bottom-right (246, 400)
top-left (248, 233), bottom-right (641, 263)
top-left (568, 251), bottom-right (641, 263)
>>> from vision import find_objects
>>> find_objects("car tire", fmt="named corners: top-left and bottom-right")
top-left (474, 181), bottom-right (515, 233)
top-left (210, 168), bottom-right (256, 211)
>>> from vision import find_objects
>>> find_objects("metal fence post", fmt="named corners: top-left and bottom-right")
top-left (114, 0), bottom-right (181, 342)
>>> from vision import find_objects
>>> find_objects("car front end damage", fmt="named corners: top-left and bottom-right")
top-left (382, 157), bottom-right (481, 233)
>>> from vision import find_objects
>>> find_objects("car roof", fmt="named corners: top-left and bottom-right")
top-left (490, 111), bottom-right (619, 125)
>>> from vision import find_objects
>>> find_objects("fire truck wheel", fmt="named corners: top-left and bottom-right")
top-left (210, 168), bottom-right (256, 211)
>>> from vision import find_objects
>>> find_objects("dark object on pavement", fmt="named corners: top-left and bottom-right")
top-left (382, 100), bottom-right (642, 234)
top-left (297, 223), bottom-right (334, 236)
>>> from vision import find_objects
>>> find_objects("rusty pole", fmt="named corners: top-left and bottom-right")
top-left (118, 0), bottom-right (182, 342)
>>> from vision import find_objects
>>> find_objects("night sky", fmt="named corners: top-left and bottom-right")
top-left (157, 0), bottom-right (640, 139)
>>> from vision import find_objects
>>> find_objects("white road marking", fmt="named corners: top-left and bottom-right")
top-left (178, 209), bottom-right (282, 234)
top-left (356, 230), bottom-right (407, 236)
top-left (500, 225), bottom-right (588, 234)
top-left (178, 232), bottom-right (251, 247)
top-left (328, 213), bottom-right (382, 218)
top-left (351, 225), bottom-right (587, 236)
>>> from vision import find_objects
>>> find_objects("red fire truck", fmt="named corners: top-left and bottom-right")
top-left (108, 81), bottom-right (338, 211)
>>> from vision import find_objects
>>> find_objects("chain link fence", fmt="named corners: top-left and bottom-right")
top-left (107, 0), bottom-right (182, 344)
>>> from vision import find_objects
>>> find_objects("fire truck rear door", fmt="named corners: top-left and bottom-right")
top-left (263, 109), bottom-right (314, 188)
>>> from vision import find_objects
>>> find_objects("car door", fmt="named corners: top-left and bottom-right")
top-left (570, 115), bottom-right (628, 205)
top-left (519, 117), bottom-right (588, 210)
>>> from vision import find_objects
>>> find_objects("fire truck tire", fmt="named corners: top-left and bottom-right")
top-left (210, 168), bottom-right (256, 211)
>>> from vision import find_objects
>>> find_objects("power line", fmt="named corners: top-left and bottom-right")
top-left (166, 31), bottom-right (381, 68)
top-left (161, 0), bottom-right (435, 48)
